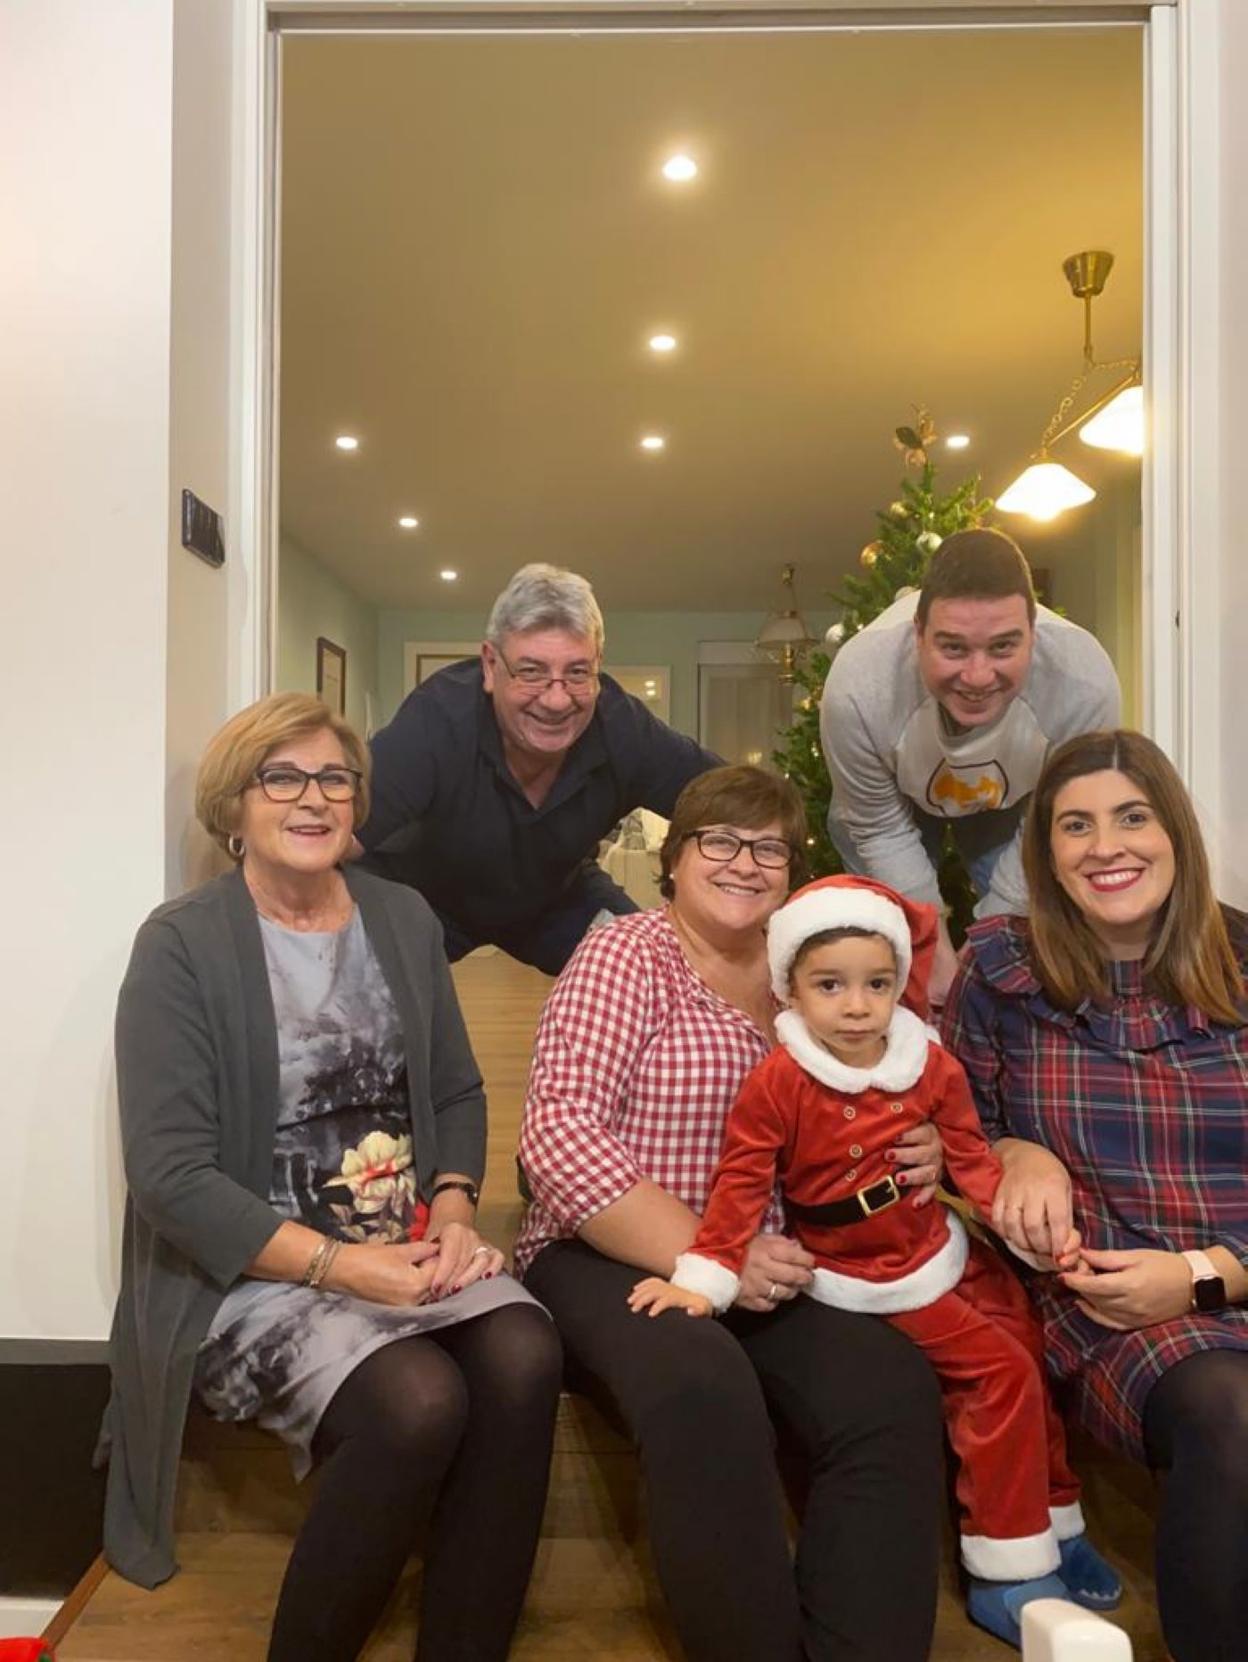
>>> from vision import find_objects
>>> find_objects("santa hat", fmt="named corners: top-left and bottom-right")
top-left (767, 874), bottom-right (939, 1019)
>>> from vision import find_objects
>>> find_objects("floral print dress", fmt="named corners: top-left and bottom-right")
top-left (193, 908), bottom-right (536, 1475)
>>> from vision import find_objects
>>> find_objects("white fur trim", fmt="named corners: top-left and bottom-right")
top-left (805, 1210), bottom-right (968, 1314)
top-left (775, 1005), bottom-right (931, 1094)
top-left (768, 885), bottom-right (913, 1001)
top-left (671, 1253), bottom-right (740, 1315)
top-left (961, 1527), bottom-right (1060, 1581)
top-left (1050, 1502), bottom-right (1086, 1542)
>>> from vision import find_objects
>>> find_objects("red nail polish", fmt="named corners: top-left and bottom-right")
top-left (896, 1173), bottom-right (907, 1187)
top-left (885, 1151), bottom-right (895, 1163)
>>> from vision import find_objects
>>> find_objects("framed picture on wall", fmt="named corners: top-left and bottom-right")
top-left (316, 636), bottom-right (347, 716)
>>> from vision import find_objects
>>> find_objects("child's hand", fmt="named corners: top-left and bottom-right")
top-left (628, 1278), bottom-right (714, 1319)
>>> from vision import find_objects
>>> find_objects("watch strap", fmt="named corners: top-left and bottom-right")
top-left (431, 1178), bottom-right (480, 1206)
top-left (1181, 1248), bottom-right (1225, 1311)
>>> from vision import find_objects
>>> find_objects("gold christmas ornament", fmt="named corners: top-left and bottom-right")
top-left (889, 501), bottom-right (908, 520)
top-left (893, 408), bottom-right (936, 469)
top-left (860, 541), bottom-right (882, 568)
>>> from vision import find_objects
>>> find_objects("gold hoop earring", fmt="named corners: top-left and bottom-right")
top-left (227, 834), bottom-right (245, 860)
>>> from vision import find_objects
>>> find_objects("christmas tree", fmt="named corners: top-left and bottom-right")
top-left (773, 411), bottom-right (994, 933)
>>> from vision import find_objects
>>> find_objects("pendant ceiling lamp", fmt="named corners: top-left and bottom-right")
top-left (755, 564), bottom-right (817, 683)
top-left (997, 250), bottom-right (1143, 522)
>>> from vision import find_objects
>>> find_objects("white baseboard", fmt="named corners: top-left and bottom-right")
top-left (0, 1596), bottom-right (59, 1638)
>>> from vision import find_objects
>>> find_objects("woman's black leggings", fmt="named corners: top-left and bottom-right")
top-left (1142, 1349), bottom-right (1248, 1662)
top-left (266, 1302), bottom-right (562, 1662)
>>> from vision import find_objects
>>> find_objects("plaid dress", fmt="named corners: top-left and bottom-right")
top-left (942, 911), bottom-right (1248, 1460)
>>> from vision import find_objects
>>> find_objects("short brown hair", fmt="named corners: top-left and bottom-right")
top-left (659, 766), bottom-right (808, 900)
top-left (1022, 728), bottom-right (1242, 1023)
top-left (916, 528), bottom-right (1036, 629)
top-left (196, 691), bottom-right (371, 860)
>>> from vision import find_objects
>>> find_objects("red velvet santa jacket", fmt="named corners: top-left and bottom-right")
top-left (672, 1005), bottom-right (1005, 1315)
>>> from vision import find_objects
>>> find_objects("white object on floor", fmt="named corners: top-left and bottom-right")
top-left (1021, 1598), bottom-right (1133, 1660)
top-left (0, 1596), bottom-right (59, 1638)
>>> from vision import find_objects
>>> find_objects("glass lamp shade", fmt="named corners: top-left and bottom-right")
top-left (756, 611), bottom-right (815, 649)
top-left (996, 461), bottom-right (1096, 522)
top-left (1078, 384), bottom-right (1144, 455)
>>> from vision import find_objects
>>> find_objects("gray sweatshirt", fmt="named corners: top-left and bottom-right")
top-left (819, 590), bottom-right (1121, 914)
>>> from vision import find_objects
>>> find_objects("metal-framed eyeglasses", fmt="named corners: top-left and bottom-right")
top-left (491, 646), bottom-right (600, 695)
top-left (253, 764), bottom-right (363, 803)
top-left (685, 829), bottom-right (793, 870)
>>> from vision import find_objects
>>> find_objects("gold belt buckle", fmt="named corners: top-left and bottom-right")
top-left (856, 1175), bottom-right (901, 1218)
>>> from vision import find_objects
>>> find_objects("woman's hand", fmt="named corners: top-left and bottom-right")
top-left (736, 1233), bottom-right (815, 1312)
top-left (1060, 1248), bottom-right (1194, 1330)
top-left (425, 1220), bottom-right (505, 1298)
top-left (628, 1278), bottom-right (713, 1319)
top-left (992, 1140), bottom-right (1074, 1263)
top-left (329, 1239), bottom-right (443, 1307)
top-left (888, 1120), bottom-right (943, 1208)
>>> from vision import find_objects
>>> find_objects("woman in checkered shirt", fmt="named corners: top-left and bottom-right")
top-left (516, 766), bottom-right (948, 1662)
top-left (942, 729), bottom-right (1248, 1662)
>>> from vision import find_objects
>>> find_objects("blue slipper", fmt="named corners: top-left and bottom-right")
top-left (967, 1573), bottom-right (1069, 1649)
top-left (1058, 1532), bottom-right (1123, 1610)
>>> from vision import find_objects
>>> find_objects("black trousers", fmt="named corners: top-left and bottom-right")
top-left (525, 1239), bottom-right (944, 1662)
top-left (1142, 1349), bottom-right (1248, 1662)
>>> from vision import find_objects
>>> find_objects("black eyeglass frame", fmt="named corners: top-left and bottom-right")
top-left (252, 764), bottom-right (364, 803)
top-left (490, 645), bottom-right (601, 696)
top-left (684, 829), bottom-right (794, 870)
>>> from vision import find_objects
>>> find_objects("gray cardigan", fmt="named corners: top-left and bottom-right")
top-left (98, 864), bottom-right (486, 1588)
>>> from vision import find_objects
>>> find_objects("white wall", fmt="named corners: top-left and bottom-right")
top-left (278, 536), bottom-right (381, 735)
top-left (0, 1), bottom-right (174, 1340)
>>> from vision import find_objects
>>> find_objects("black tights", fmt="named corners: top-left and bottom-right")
top-left (267, 1303), bottom-right (561, 1662)
top-left (1142, 1349), bottom-right (1248, 1662)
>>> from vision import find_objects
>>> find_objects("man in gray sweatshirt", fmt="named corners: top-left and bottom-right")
top-left (820, 528), bottom-right (1120, 1004)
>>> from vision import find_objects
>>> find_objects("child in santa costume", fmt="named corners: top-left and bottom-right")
top-left (630, 874), bottom-right (1121, 1648)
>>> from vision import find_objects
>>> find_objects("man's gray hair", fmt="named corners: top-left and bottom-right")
top-left (485, 564), bottom-right (605, 654)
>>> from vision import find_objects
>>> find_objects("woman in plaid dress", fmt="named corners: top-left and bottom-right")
top-left (516, 767), bottom-right (948, 1662)
top-left (942, 729), bottom-right (1248, 1662)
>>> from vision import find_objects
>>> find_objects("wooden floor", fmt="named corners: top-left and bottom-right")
top-left (52, 949), bottom-right (1168, 1660)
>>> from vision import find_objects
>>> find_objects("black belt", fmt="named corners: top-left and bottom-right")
top-left (784, 1174), bottom-right (902, 1228)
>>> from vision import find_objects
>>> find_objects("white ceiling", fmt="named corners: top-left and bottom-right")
top-left (278, 23), bottom-right (1143, 615)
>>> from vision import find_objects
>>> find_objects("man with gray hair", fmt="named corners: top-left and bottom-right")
top-left (358, 563), bottom-right (720, 973)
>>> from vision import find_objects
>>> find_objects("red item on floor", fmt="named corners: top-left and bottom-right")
top-left (0, 1641), bottom-right (56, 1661)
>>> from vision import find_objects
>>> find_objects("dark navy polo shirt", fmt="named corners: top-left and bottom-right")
top-left (358, 660), bottom-right (720, 940)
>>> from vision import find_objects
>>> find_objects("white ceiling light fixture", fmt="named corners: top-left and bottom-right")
top-left (334, 434), bottom-right (360, 452)
top-left (648, 333), bottom-right (678, 353)
top-left (998, 250), bottom-right (1142, 523)
top-left (661, 154), bottom-right (698, 182)
top-left (945, 434), bottom-right (971, 450)
top-left (640, 434), bottom-right (666, 452)
top-left (439, 569), bottom-right (458, 582)
top-left (397, 515), bottom-right (420, 530)
top-left (755, 564), bottom-right (817, 684)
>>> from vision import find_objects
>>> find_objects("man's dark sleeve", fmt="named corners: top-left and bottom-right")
top-left (625, 697), bottom-right (722, 816)
top-left (358, 688), bottom-right (440, 852)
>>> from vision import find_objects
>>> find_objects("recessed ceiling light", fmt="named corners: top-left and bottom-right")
top-left (334, 434), bottom-right (360, 451)
top-left (640, 434), bottom-right (666, 452)
top-left (946, 434), bottom-right (971, 450)
top-left (661, 154), bottom-right (698, 182)
top-left (648, 333), bottom-right (678, 353)
top-left (439, 569), bottom-right (458, 582)
top-left (398, 515), bottom-right (420, 530)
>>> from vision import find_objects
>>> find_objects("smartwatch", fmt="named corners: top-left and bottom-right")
top-left (1181, 1249), bottom-right (1228, 1313)
top-left (431, 1178), bottom-right (480, 1208)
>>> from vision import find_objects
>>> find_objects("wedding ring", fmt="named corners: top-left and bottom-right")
top-left (471, 1245), bottom-right (491, 1257)
top-left (767, 1282), bottom-right (780, 1302)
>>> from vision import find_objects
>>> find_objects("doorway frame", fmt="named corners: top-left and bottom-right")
top-left (233, 0), bottom-right (1217, 812)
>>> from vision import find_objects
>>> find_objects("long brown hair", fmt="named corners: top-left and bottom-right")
top-left (1022, 729), bottom-right (1242, 1023)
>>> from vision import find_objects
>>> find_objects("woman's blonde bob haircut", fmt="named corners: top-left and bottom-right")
top-left (1023, 728), bottom-right (1242, 1025)
top-left (196, 692), bottom-right (371, 860)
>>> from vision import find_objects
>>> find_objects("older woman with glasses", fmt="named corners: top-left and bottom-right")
top-left (100, 692), bottom-right (561, 1662)
top-left (516, 765), bottom-right (947, 1662)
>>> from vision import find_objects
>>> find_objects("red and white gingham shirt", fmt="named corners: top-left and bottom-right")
top-left (513, 908), bottom-right (783, 1275)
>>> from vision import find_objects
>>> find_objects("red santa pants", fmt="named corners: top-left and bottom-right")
top-left (887, 1237), bottom-right (1082, 1581)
